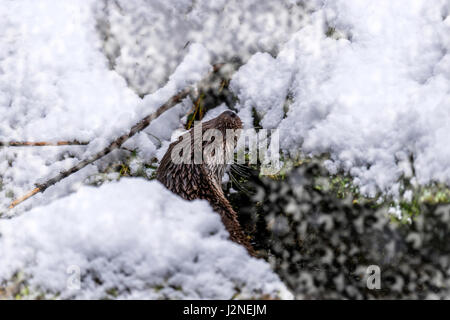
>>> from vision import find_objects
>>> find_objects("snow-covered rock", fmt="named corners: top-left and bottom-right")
top-left (231, 0), bottom-right (450, 198)
top-left (0, 178), bottom-right (292, 299)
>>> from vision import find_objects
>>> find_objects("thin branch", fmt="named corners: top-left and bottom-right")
top-left (3, 64), bottom-right (226, 150)
top-left (0, 141), bottom-right (88, 147)
top-left (9, 188), bottom-right (40, 209)
top-left (9, 88), bottom-right (189, 209)
top-left (8, 63), bottom-right (225, 209)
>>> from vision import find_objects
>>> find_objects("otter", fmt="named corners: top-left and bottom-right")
top-left (156, 111), bottom-right (255, 255)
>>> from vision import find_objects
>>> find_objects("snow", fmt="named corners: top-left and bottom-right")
top-left (0, 0), bottom-right (138, 143)
top-left (1, 0), bottom-right (449, 300)
top-left (3, 1), bottom-right (446, 206)
top-left (0, 5), bottom-right (286, 294)
top-left (231, 0), bottom-right (450, 197)
top-left (0, 1), bottom-right (211, 213)
top-left (231, 53), bottom-right (292, 129)
top-left (98, 0), bottom-right (310, 95)
top-left (0, 178), bottom-right (291, 299)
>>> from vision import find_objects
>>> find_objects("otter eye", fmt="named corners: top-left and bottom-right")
top-left (223, 111), bottom-right (237, 118)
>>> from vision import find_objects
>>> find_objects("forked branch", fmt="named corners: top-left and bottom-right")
top-left (8, 90), bottom-right (192, 209)
top-left (8, 64), bottom-right (224, 209)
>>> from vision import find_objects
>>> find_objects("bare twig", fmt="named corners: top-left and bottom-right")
top-left (8, 64), bottom-right (225, 209)
top-left (9, 88), bottom-right (189, 209)
top-left (0, 141), bottom-right (88, 147)
top-left (9, 188), bottom-right (40, 209)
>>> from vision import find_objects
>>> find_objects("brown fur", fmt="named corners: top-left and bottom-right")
top-left (156, 111), bottom-right (255, 255)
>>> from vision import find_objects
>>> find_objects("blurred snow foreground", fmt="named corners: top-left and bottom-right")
top-left (0, 0), bottom-right (449, 299)
top-left (0, 179), bottom-right (291, 299)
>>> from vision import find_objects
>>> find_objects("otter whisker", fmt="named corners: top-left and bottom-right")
top-left (232, 162), bottom-right (253, 169)
top-left (230, 164), bottom-right (251, 178)
top-left (229, 170), bottom-right (252, 196)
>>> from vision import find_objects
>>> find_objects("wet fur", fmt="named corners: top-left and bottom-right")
top-left (156, 111), bottom-right (255, 255)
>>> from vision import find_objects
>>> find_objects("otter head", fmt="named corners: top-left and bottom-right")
top-left (199, 111), bottom-right (242, 182)
top-left (211, 110), bottom-right (243, 132)
top-left (157, 110), bottom-right (243, 190)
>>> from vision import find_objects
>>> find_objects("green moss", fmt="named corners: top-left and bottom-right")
top-left (105, 288), bottom-right (119, 298)
top-left (418, 184), bottom-right (450, 204)
top-left (153, 284), bottom-right (165, 292)
top-left (253, 154), bottom-right (450, 222)
top-left (5, 190), bottom-right (14, 199)
top-left (325, 26), bottom-right (347, 40)
top-left (325, 27), bottom-right (337, 38)
top-left (84, 148), bottom-right (158, 187)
